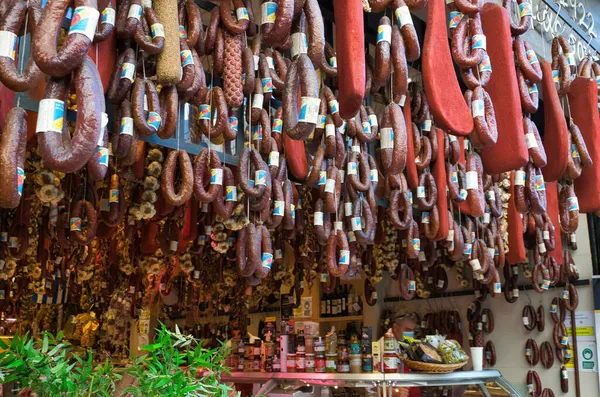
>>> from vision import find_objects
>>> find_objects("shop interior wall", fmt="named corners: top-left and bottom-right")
top-left (368, 214), bottom-right (598, 396)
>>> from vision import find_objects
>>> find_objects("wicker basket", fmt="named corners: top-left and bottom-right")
top-left (402, 359), bottom-right (468, 373)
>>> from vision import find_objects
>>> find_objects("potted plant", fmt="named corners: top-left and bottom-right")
top-left (122, 324), bottom-right (233, 397)
top-left (0, 331), bottom-right (121, 396)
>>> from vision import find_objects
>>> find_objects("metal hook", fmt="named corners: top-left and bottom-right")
top-left (535, 7), bottom-right (548, 24)
top-left (584, 35), bottom-right (594, 57)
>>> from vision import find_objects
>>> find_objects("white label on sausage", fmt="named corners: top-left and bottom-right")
top-left (150, 23), bottom-right (165, 39)
top-left (482, 212), bottom-right (490, 224)
top-left (268, 151), bottom-right (279, 167)
top-left (465, 171), bottom-right (478, 190)
top-left (471, 99), bottom-right (485, 118)
top-left (255, 170), bottom-right (267, 186)
top-left (525, 49), bottom-right (539, 65)
top-left (314, 211), bottom-right (324, 226)
top-left (421, 212), bottom-right (430, 224)
top-left (101, 7), bottom-right (116, 26)
top-left (338, 249), bottom-right (350, 266)
top-left (370, 169), bottom-right (378, 182)
top-left (567, 196), bottom-right (579, 212)
top-left (325, 178), bottom-right (336, 193)
top-left (318, 171), bottom-right (327, 186)
top-left (538, 242), bottom-right (546, 254)
top-left (368, 114), bottom-right (378, 128)
top-left (571, 233), bottom-right (577, 243)
top-left (128, 4), bottom-right (142, 20)
top-left (417, 186), bottom-right (425, 198)
top-left (120, 62), bottom-right (135, 82)
top-left (471, 34), bottom-right (486, 50)
top-left (492, 282), bottom-right (500, 293)
top-left (486, 189), bottom-right (495, 201)
top-left (141, 0), bottom-right (151, 8)
top-left (513, 288), bottom-right (519, 297)
top-left (449, 11), bottom-right (463, 29)
top-left (69, 6), bottom-right (100, 41)
top-left (253, 55), bottom-right (259, 70)
top-left (470, 259), bottom-right (481, 271)
top-left (210, 168), bottom-right (223, 185)
top-left (397, 94), bottom-right (407, 107)
top-left (290, 32), bottom-right (308, 58)
top-left (170, 240), bottom-right (178, 252)
top-left (0, 31), bottom-right (17, 60)
top-left (328, 99), bottom-right (339, 114)
top-left (236, 7), bottom-right (249, 21)
top-left (266, 56), bottom-right (275, 70)
top-left (395, 6), bottom-right (413, 27)
top-left (351, 217), bottom-right (362, 231)
top-left (566, 52), bottom-right (575, 67)
top-left (447, 229), bottom-right (454, 242)
top-left (421, 119), bottom-right (432, 132)
top-left (261, 2), bottom-right (277, 24)
top-left (514, 170), bottom-right (526, 186)
top-left (448, 134), bottom-right (457, 143)
top-left (377, 24), bottom-right (392, 44)
top-left (344, 201), bottom-right (353, 216)
top-left (380, 128), bottom-right (394, 149)
top-left (347, 161), bottom-right (357, 176)
top-left (338, 169), bottom-right (345, 182)
top-left (252, 93), bottom-right (264, 109)
top-left (273, 200), bottom-right (284, 217)
top-left (352, 145), bottom-right (361, 153)
top-left (333, 221), bottom-right (343, 231)
top-left (97, 112), bottom-right (109, 145)
top-left (535, 174), bottom-right (545, 191)
top-left (36, 99), bottom-right (65, 133)
top-left (299, 96), bottom-right (321, 124)
top-left (325, 123), bottom-right (335, 138)
top-left (223, 186), bottom-right (236, 202)
top-left (317, 115), bottom-right (326, 129)
top-left (543, 230), bottom-right (550, 240)
top-left (525, 132), bottom-right (538, 149)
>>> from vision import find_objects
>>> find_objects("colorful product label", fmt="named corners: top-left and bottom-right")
top-left (519, 2), bottom-right (533, 17)
top-left (262, 77), bottom-right (273, 93)
top-left (298, 96), bottom-right (320, 124)
top-left (151, 23), bottom-right (165, 38)
top-left (120, 62), bottom-right (135, 82)
top-left (97, 147), bottom-right (109, 167)
top-left (69, 6), bottom-right (100, 41)
top-left (262, 252), bottom-right (273, 269)
top-left (226, 186), bottom-right (237, 202)
top-left (36, 99), bottom-right (64, 134)
top-left (198, 104), bottom-right (211, 120)
top-left (70, 217), bottom-right (82, 231)
top-left (449, 11), bottom-right (463, 29)
top-left (16, 167), bottom-right (24, 196)
top-left (261, 2), bottom-right (277, 24)
top-left (178, 25), bottom-right (187, 39)
top-left (478, 55), bottom-right (492, 73)
top-left (101, 7), bottom-right (116, 25)
top-left (377, 24), bottom-right (392, 44)
top-left (147, 111), bottom-right (161, 131)
top-left (109, 188), bottom-right (119, 203)
top-left (180, 50), bottom-right (194, 67)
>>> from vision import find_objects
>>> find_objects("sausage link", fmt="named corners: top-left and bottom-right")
top-left (161, 150), bottom-right (194, 206)
top-left (32, 0), bottom-right (98, 76)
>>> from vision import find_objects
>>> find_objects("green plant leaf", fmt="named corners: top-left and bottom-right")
top-left (42, 334), bottom-right (49, 354)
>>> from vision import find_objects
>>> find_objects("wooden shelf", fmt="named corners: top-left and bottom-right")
top-left (316, 315), bottom-right (364, 323)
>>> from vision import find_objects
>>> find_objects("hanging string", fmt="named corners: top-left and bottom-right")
top-left (16, 0), bottom-right (30, 108)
